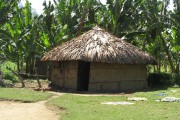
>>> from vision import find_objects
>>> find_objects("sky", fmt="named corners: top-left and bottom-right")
top-left (21, 0), bottom-right (53, 14)
top-left (21, 0), bottom-right (174, 15)
top-left (21, 0), bottom-right (107, 14)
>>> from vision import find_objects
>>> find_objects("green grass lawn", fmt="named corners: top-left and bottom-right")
top-left (0, 88), bottom-right (52, 102)
top-left (47, 87), bottom-right (180, 120)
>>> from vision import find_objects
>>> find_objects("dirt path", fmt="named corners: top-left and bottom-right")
top-left (0, 92), bottom-right (63, 120)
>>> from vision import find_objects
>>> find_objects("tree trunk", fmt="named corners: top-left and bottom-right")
top-left (153, 65), bottom-right (156, 73)
top-left (35, 67), bottom-right (42, 88)
top-left (17, 61), bottom-right (20, 73)
top-left (26, 58), bottom-right (30, 74)
top-left (36, 74), bottom-right (42, 88)
top-left (158, 55), bottom-right (161, 72)
top-left (77, 10), bottom-right (87, 37)
top-left (30, 52), bottom-right (35, 74)
top-left (30, 62), bottom-right (34, 74)
top-left (77, 16), bottom-right (84, 36)
top-left (176, 63), bottom-right (179, 74)
top-left (7, 67), bottom-right (25, 87)
top-left (158, 62), bottom-right (161, 73)
top-left (160, 34), bottom-right (175, 73)
top-left (164, 64), bottom-right (167, 72)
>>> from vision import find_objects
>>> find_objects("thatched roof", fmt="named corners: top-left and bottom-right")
top-left (41, 26), bottom-right (156, 64)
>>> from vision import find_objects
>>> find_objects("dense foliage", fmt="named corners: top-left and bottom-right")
top-left (0, 0), bottom-right (179, 75)
top-left (172, 74), bottom-right (180, 86)
top-left (147, 73), bottom-right (173, 87)
top-left (0, 61), bottom-right (18, 82)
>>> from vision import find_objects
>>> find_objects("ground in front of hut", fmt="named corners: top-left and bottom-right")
top-left (0, 80), bottom-right (62, 120)
top-left (0, 100), bottom-right (57, 120)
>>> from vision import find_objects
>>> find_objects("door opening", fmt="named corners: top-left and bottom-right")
top-left (77, 61), bottom-right (90, 91)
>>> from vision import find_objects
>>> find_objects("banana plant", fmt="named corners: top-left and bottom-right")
top-left (54, 0), bottom-right (103, 39)
top-left (0, 0), bottom-right (36, 73)
top-left (169, 0), bottom-right (180, 73)
top-left (0, 0), bottom-right (20, 61)
top-left (0, 0), bottom-right (20, 27)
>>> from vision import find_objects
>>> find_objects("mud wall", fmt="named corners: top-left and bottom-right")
top-left (89, 63), bottom-right (147, 92)
top-left (50, 61), bottom-right (78, 90)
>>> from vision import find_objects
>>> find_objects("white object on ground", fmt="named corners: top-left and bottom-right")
top-left (101, 102), bottom-right (134, 105)
top-left (155, 99), bottom-right (161, 102)
top-left (127, 97), bottom-right (147, 101)
top-left (170, 90), bottom-right (179, 93)
top-left (161, 97), bottom-right (180, 102)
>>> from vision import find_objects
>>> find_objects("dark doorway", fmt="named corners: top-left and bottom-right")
top-left (77, 61), bottom-right (90, 91)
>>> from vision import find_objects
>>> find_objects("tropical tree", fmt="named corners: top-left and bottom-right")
top-left (169, 0), bottom-right (180, 73)
top-left (0, 0), bottom-right (20, 61)
top-left (0, 0), bottom-right (179, 75)
top-left (0, 0), bottom-right (20, 26)
top-left (54, 0), bottom-right (103, 39)
top-left (0, 0), bottom-right (41, 74)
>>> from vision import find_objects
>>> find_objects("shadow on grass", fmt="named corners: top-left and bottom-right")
top-left (134, 85), bottom-right (180, 94)
top-left (143, 86), bottom-right (169, 92)
top-left (49, 87), bottom-right (134, 95)
top-left (48, 84), bottom-right (180, 95)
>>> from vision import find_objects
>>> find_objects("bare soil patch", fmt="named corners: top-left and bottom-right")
top-left (14, 80), bottom-right (50, 88)
top-left (0, 92), bottom-right (63, 120)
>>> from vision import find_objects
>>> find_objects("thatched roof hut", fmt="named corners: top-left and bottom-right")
top-left (42, 26), bottom-right (156, 64)
top-left (42, 26), bottom-right (156, 92)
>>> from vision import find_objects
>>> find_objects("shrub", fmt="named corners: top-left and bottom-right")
top-left (1, 79), bottom-right (14, 87)
top-left (0, 61), bottom-right (18, 83)
top-left (172, 74), bottom-right (180, 86)
top-left (0, 79), bottom-right (5, 87)
top-left (147, 73), bottom-right (173, 87)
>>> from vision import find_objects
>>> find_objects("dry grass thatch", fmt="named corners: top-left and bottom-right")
top-left (41, 26), bottom-right (156, 64)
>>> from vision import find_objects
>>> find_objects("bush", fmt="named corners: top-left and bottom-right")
top-left (0, 61), bottom-right (18, 83)
top-left (0, 79), bottom-right (5, 87)
top-left (1, 79), bottom-right (14, 87)
top-left (172, 74), bottom-right (180, 86)
top-left (147, 73), bottom-right (173, 87)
